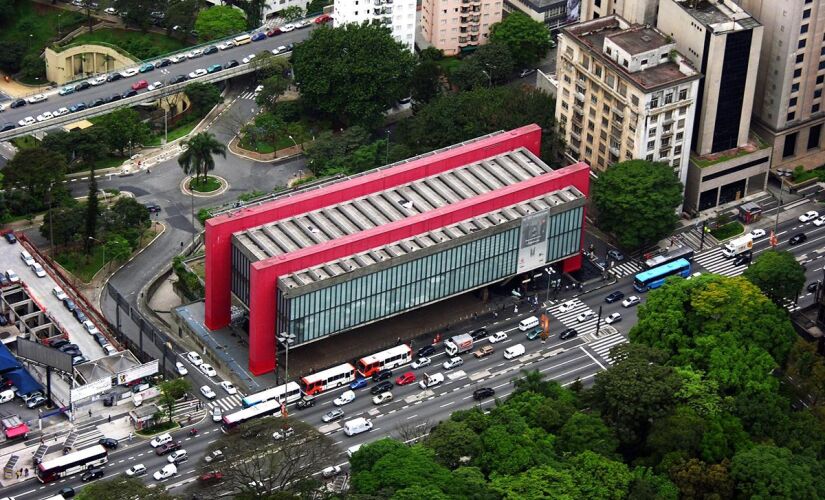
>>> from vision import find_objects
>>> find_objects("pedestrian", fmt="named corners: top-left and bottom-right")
top-left (88, 409), bottom-right (92, 418)
top-left (40, 437), bottom-right (44, 445)
top-left (15, 470), bottom-right (19, 479)
top-left (108, 414), bottom-right (111, 423)
top-left (128, 432), bottom-right (133, 442)
top-left (24, 468), bottom-right (28, 477)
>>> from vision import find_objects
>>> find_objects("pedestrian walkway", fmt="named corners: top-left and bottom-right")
top-left (694, 248), bottom-right (746, 277)
top-left (609, 260), bottom-right (641, 278)
top-left (206, 394), bottom-right (244, 412)
top-left (72, 426), bottom-right (104, 450)
top-left (239, 88), bottom-right (259, 100)
top-left (548, 299), bottom-right (599, 336)
top-left (586, 332), bottom-right (627, 365)
top-left (172, 399), bottom-right (207, 423)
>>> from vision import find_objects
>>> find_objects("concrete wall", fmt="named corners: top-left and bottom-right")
top-left (44, 44), bottom-right (136, 85)
top-left (581, 0), bottom-right (658, 25)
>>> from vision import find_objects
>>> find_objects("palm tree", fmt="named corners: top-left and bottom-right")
top-left (178, 132), bottom-right (227, 184)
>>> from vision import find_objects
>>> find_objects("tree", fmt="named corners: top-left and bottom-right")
top-left (280, 5), bottom-right (304, 21)
top-left (424, 419), bottom-right (483, 468)
top-left (96, 108), bottom-right (151, 156)
top-left (490, 465), bottom-right (581, 499)
top-left (74, 475), bottom-right (173, 500)
top-left (667, 458), bottom-right (734, 499)
top-left (489, 12), bottom-right (552, 68)
top-left (474, 408), bottom-right (555, 476)
top-left (471, 43), bottom-right (515, 84)
top-left (351, 444), bottom-right (452, 496)
top-left (253, 113), bottom-right (286, 147)
top-left (627, 467), bottom-right (679, 500)
top-left (195, 5), bottom-right (248, 41)
top-left (3, 147), bottom-right (67, 203)
top-left (255, 73), bottom-right (290, 111)
top-left (411, 60), bottom-right (442, 104)
top-left (292, 23), bottom-right (415, 127)
top-left (590, 160), bottom-right (683, 249)
top-left (450, 59), bottom-right (488, 90)
top-left (0, 41), bottom-right (26, 74)
top-left (178, 132), bottom-right (227, 183)
top-left (40, 204), bottom-right (85, 248)
top-left (567, 451), bottom-right (633, 500)
top-left (743, 249), bottom-right (806, 304)
top-left (250, 51), bottom-right (292, 80)
top-left (645, 407), bottom-right (706, 463)
top-left (419, 46), bottom-right (444, 61)
top-left (84, 168), bottom-right (99, 254)
top-left (786, 339), bottom-right (825, 406)
top-left (158, 378), bottom-right (190, 423)
top-left (304, 126), bottom-right (372, 175)
top-left (730, 445), bottom-right (818, 499)
top-left (105, 235), bottom-right (132, 262)
top-left (165, 0), bottom-right (199, 36)
top-left (102, 197), bottom-right (150, 244)
top-left (237, 0), bottom-right (266, 28)
top-left (556, 412), bottom-right (619, 458)
top-left (114, 0), bottom-right (156, 30)
top-left (19, 53), bottom-right (46, 82)
top-left (184, 82), bottom-right (222, 117)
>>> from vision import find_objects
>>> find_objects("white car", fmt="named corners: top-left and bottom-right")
top-left (199, 363), bottom-right (217, 377)
top-left (622, 296), bottom-right (641, 308)
top-left (218, 40), bottom-right (236, 50)
top-left (272, 427), bottom-right (294, 440)
top-left (104, 7), bottom-right (117, 14)
top-left (200, 385), bottom-right (216, 399)
top-left (296, 19), bottom-right (312, 28)
top-left (799, 210), bottom-right (819, 223)
top-left (322, 465), bottom-right (342, 478)
top-left (175, 361), bottom-right (188, 376)
top-left (120, 68), bottom-right (138, 77)
top-left (186, 351), bottom-right (203, 366)
top-left (188, 69), bottom-right (207, 79)
top-left (334, 390), bottom-right (355, 406)
top-left (169, 54), bottom-right (186, 63)
top-left (167, 450), bottom-right (187, 463)
top-left (150, 433), bottom-right (172, 447)
top-left (242, 54), bottom-right (256, 64)
top-left (488, 331), bottom-right (508, 344)
top-left (576, 311), bottom-right (594, 322)
top-left (36, 112), bottom-right (53, 122)
top-left (52, 287), bottom-right (68, 301)
top-left (82, 319), bottom-right (100, 335)
top-left (211, 406), bottom-right (222, 422)
top-left (53, 107), bottom-right (70, 117)
top-left (153, 463), bottom-right (177, 481)
top-left (814, 215), bottom-right (825, 227)
top-left (148, 81), bottom-right (164, 91)
top-left (125, 463), bottom-right (146, 476)
top-left (187, 49), bottom-right (204, 59)
top-left (219, 381), bottom-right (236, 394)
top-left (272, 45), bottom-right (287, 55)
top-left (411, 356), bottom-right (431, 369)
top-left (372, 391), bottom-right (393, 405)
top-left (280, 23), bottom-right (296, 32)
top-left (88, 76), bottom-right (107, 86)
top-left (18, 117), bottom-right (35, 127)
top-left (26, 93), bottom-right (47, 103)
top-left (604, 312), bottom-right (622, 324)
top-left (750, 228), bottom-right (766, 238)
top-left (558, 300), bottom-right (576, 313)
top-left (254, 85), bottom-right (264, 93)
top-left (442, 356), bottom-right (463, 370)
top-left (5, 270), bottom-right (19, 283)
top-left (30, 263), bottom-right (46, 277)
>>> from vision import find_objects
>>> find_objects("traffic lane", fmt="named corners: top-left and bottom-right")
top-left (1, 27), bottom-right (315, 125)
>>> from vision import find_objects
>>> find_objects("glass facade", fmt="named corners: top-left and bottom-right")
top-left (271, 206), bottom-right (584, 345)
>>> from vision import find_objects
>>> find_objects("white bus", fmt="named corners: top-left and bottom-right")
top-left (37, 445), bottom-right (108, 483)
top-left (300, 363), bottom-right (356, 395)
top-left (241, 381), bottom-right (302, 408)
top-left (356, 344), bottom-right (413, 378)
top-left (222, 398), bottom-right (282, 430)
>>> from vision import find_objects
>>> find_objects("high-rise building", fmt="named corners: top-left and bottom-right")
top-left (555, 16), bottom-right (700, 186)
top-left (580, 0), bottom-right (660, 25)
top-left (736, 0), bottom-right (825, 172)
top-left (420, 0), bottom-right (503, 55)
top-left (657, 0), bottom-right (771, 212)
top-left (334, 0), bottom-right (417, 51)
top-left (502, 0), bottom-right (570, 33)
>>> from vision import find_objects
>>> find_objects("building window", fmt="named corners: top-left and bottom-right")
top-left (800, 39), bottom-right (807, 49)
top-left (818, 75), bottom-right (825, 84)
top-left (650, 97), bottom-right (659, 108)
top-left (632, 95), bottom-right (639, 106)
top-left (797, 54), bottom-right (805, 64)
top-left (794, 68), bottom-right (803, 78)
top-left (814, 104), bottom-right (821, 113)
top-left (595, 0), bottom-right (601, 6)
top-left (679, 89), bottom-right (687, 100)
top-left (640, 58), bottom-right (648, 65)
top-left (820, 60), bottom-right (825, 70)
top-left (647, 141), bottom-right (655, 150)
top-left (804, 9), bottom-right (812, 18)
top-left (783, 132), bottom-right (798, 158)
top-left (664, 93), bottom-right (673, 104)
top-left (790, 97), bottom-right (798, 107)
top-left (816, 89), bottom-right (822, 98)
top-left (809, 124), bottom-right (822, 149)
top-left (646, 154), bottom-right (654, 161)
top-left (801, 24), bottom-right (809, 34)
top-left (792, 83), bottom-right (800, 92)
top-left (788, 112), bottom-right (796, 121)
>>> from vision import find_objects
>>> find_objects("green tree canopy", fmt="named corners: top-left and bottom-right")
top-left (489, 12), bottom-right (552, 68)
top-left (471, 42), bottom-right (515, 83)
top-left (667, 458), bottom-right (734, 500)
top-left (74, 475), bottom-right (174, 499)
top-left (280, 5), bottom-right (304, 21)
top-left (96, 108), bottom-right (151, 156)
top-left (590, 159), bottom-right (683, 249)
top-left (3, 147), bottom-right (67, 202)
top-left (292, 23), bottom-right (415, 127)
top-left (743, 249), bottom-right (806, 304)
top-left (351, 444), bottom-right (452, 496)
top-left (556, 412), bottom-right (619, 458)
top-left (410, 60), bottom-right (442, 104)
top-left (255, 72), bottom-right (291, 111)
top-left (195, 5), bottom-right (247, 41)
top-left (178, 132), bottom-right (227, 182)
top-left (424, 419), bottom-right (483, 468)
top-left (730, 444), bottom-right (819, 499)
top-left (184, 82), bottom-right (222, 117)
top-left (450, 59), bottom-right (488, 90)
top-left (567, 451), bottom-right (633, 500)
top-left (490, 465), bottom-right (580, 499)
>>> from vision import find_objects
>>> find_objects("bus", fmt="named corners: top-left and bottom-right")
top-left (36, 445), bottom-right (108, 483)
top-left (356, 345), bottom-right (413, 378)
top-left (222, 398), bottom-right (282, 430)
top-left (300, 363), bottom-right (356, 395)
top-left (633, 258), bottom-right (692, 292)
top-left (241, 381), bottom-right (302, 408)
top-left (642, 246), bottom-right (694, 270)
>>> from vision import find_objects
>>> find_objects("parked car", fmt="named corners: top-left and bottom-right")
top-left (188, 69), bottom-right (207, 79)
top-left (106, 73), bottom-right (123, 82)
top-left (203, 45), bottom-right (219, 55)
top-left (266, 27), bottom-right (282, 36)
top-left (207, 64), bottom-right (223, 73)
top-left (59, 86), bottom-right (76, 96)
top-left (131, 80), bottom-right (149, 90)
top-left (314, 14), bottom-right (332, 24)
top-left (4, 232), bottom-right (16, 243)
top-left (280, 23), bottom-right (296, 32)
top-left (251, 32), bottom-right (267, 41)
top-left (369, 381), bottom-right (393, 395)
top-left (225, 59), bottom-right (240, 68)
top-left (121, 89), bottom-right (137, 98)
top-left (187, 49), bottom-right (204, 58)
top-left (148, 81), bottom-right (164, 91)
top-left (98, 437), bottom-right (118, 449)
top-left (4, 270), bottom-right (19, 284)
top-left (73, 308), bottom-right (88, 323)
top-left (322, 408), bottom-right (345, 422)
top-left (26, 395), bottom-right (48, 409)
top-left (52, 287), bottom-right (68, 301)
top-left (170, 74), bottom-right (188, 84)
top-left (30, 263), bottom-right (46, 278)
top-left (139, 63), bottom-right (155, 73)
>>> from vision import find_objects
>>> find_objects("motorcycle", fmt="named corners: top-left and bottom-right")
top-left (189, 428), bottom-right (198, 437)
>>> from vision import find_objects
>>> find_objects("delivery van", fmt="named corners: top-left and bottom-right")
top-left (503, 344), bottom-right (526, 359)
top-left (346, 443), bottom-right (363, 457)
top-left (518, 316), bottom-right (539, 331)
top-left (0, 390), bottom-right (14, 404)
top-left (343, 417), bottom-right (373, 436)
top-left (418, 372), bottom-right (444, 390)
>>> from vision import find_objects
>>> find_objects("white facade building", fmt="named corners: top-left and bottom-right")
top-left (334, 0), bottom-right (417, 50)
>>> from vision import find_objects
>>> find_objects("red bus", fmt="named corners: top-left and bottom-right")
top-left (300, 363), bottom-right (356, 395)
top-left (37, 445), bottom-right (108, 483)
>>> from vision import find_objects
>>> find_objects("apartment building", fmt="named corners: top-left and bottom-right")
top-left (420, 0), bottom-right (503, 55)
top-left (736, 0), bottom-right (825, 173)
top-left (580, 0), bottom-right (659, 25)
top-left (555, 16), bottom-right (700, 188)
top-left (502, 0), bottom-right (569, 32)
top-left (657, 0), bottom-right (770, 212)
top-left (334, 0), bottom-right (417, 50)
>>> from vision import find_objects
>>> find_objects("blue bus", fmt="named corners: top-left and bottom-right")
top-left (633, 258), bottom-right (692, 292)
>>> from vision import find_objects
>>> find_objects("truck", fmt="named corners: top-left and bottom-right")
top-left (473, 345), bottom-right (494, 358)
top-left (444, 333), bottom-right (473, 356)
top-left (721, 234), bottom-right (753, 258)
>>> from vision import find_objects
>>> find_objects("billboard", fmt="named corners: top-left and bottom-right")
top-left (517, 211), bottom-right (549, 273)
top-left (16, 338), bottom-right (73, 374)
top-left (566, 0), bottom-right (581, 23)
top-left (71, 377), bottom-right (113, 402)
top-left (115, 359), bottom-right (159, 385)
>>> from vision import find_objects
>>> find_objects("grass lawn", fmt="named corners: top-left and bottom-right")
top-left (0, 1), bottom-right (85, 63)
top-left (145, 118), bottom-right (199, 147)
top-left (68, 28), bottom-right (187, 60)
top-left (710, 221), bottom-right (744, 241)
top-left (239, 119), bottom-right (316, 153)
top-left (11, 135), bottom-right (39, 150)
top-left (189, 176), bottom-right (221, 193)
top-left (136, 420), bottom-right (179, 436)
top-left (435, 56), bottom-right (463, 76)
top-left (55, 245), bottom-right (107, 283)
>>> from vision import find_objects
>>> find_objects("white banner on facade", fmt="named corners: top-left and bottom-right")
top-left (517, 211), bottom-right (549, 273)
top-left (115, 359), bottom-right (159, 385)
top-left (71, 377), bottom-right (113, 402)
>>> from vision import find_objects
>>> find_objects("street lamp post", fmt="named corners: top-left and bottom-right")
top-left (276, 332), bottom-right (296, 430)
top-left (385, 129), bottom-right (391, 164)
top-left (88, 236), bottom-right (105, 272)
top-left (481, 69), bottom-right (492, 88)
top-left (775, 169), bottom-right (792, 233)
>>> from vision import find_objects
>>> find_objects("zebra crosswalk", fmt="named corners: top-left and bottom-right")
top-left (609, 261), bottom-right (642, 278)
top-left (239, 91), bottom-right (258, 100)
top-left (207, 394), bottom-right (244, 412)
top-left (587, 332), bottom-right (627, 365)
top-left (694, 247), bottom-right (747, 277)
top-left (549, 298), bottom-right (599, 335)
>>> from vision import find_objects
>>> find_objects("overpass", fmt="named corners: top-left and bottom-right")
top-left (0, 24), bottom-right (318, 142)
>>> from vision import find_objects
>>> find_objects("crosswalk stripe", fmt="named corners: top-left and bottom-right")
top-left (609, 261), bottom-right (641, 278)
top-left (587, 333), bottom-right (627, 364)
top-left (207, 394), bottom-right (243, 411)
top-left (694, 248), bottom-right (747, 277)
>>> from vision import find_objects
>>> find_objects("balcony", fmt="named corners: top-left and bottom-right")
top-left (609, 146), bottom-right (620, 157)
top-left (573, 103), bottom-right (583, 115)
top-left (571, 113), bottom-right (582, 124)
top-left (575, 91), bottom-right (585, 102)
top-left (570, 130), bottom-right (582, 142)
top-left (612, 107), bottom-right (624, 119)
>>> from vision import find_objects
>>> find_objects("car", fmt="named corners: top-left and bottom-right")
top-left (104, 6), bottom-right (117, 14)
top-left (526, 327), bottom-right (542, 341)
top-left (225, 59), bottom-right (240, 68)
top-left (93, 332), bottom-right (108, 346)
top-left (4, 232), bottom-right (16, 243)
top-left (322, 408), bottom-right (345, 423)
top-left (73, 82), bottom-right (92, 93)
top-left (0, 123), bottom-right (14, 132)
top-left (108, 94), bottom-right (122, 103)
top-left (519, 68), bottom-right (536, 78)
top-left (349, 377), bottom-right (369, 390)
top-left (607, 249), bottom-right (624, 261)
top-left (186, 351), bottom-right (203, 365)
top-left (488, 331), bottom-right (508, 343)
top-left (89, 98), bottom-right (105, 107)
top-left (559, 328), bottom-right (578, 340)
top-left (148, 81), bottom-right (164, 91)
top-left (204, 449), bottom-right (224, 463)
top-left (322, 465), bottom-right (342, 478)
top-left (58, 487), bottom-right (76, 498)
top-left (72, 355), bottom-right (88, 365)
top-left (0, 273), bottom-right (8, 287)
top-left (267, 27), bottom-right (282, 36)
top-left (370, 381), bottom-right (393, 395)
top-left (315, 14), bottom-right (332, 24)
top-left (470, 327), bottom-right (488, 341)
top-left (281, 23), bottom-right (296, 32)
top-left (17, 116), bottom-right (35, 127)
top-left (203, 45), bottom-right (219, 55)
top-left (144, 203), bottom-right (162, 213)
top-left (790, 233), bottom-right (807, 245)
top-left (175, 361), bottom-right (188, 376)
top-left (81, 467), bottom-right (104, 481)
top-left (242, 54), bottom-right (256, 64)
top-left (207, 64), bottom-right (223, 73)
top-left (622, 295), bottom-right (641, 307)
top-left (200, 363), bottom-right (217, 377)
top-left (395, 372), bottom-right (416, 385)
top-left (604, 312), bottom-right (622, 324)
top-left (473, 387), bottom-right (495, 400)
top-left (170, 74), bottom-right (188, 84)
top-left (120, 68), bottom-right (139, 77)
top-left (750, 228), bottom-right (767, 238)
top-left (219, 381), bottom-right (236, 394)
top-left (103, 344), bottom-right (118, 355)
top-left (272, 45), bottom-right (288, 55)
top-left (605, 290), bottom-right (625, 303)
top-left (297, 19), bottom-right (312, 28)
top-left (170, 54), bottom-right (186, 63)
top-left (153, 464), bottom-right (177, 481)
top-left (199, 471), bottom-right (224, 483)
top-left (26, 395), bottom-right (47, 409)
top-left (89, 76), bottom-right (107, 86)
top-left (54, 107), bottom-right (70, 117)
top-left (576, 311), bottom-right (594, 322)
top-left (9, 99), bottom-right (26, 109)
top-left (372, 391), bottom-right (393, 405)
top-left (26, 93), bottom-right (47, 104)
top-left (98, 437), bottom-right (118, 449)
top-left (168, 450), bottom-right (188, 464)
top-left (808, 281), bottom-right (821, 293)
top-left (48, 339), bottom-right (69, 350)
top-left (30, 263), bottom-right (46, 278)
top-left (800, 210), bottom-right (820, 223)
top-left (83, 320), bottom-right (101, 336)
top-left (411, 356), bottom-right (431, 369)
top-left (125, 464), bottom-right (146, 477)
top-left (59, 86), bottom-right (76, 96)
top-left (131, 80), bottom-right (149, 90)
top-left (473, 345), bottom-right (494, 358)
top-left (106, 72), bottom-right (123, 82)
top-left (218, 40), bottom-right (236, 50)
top-left (69, 102), bottom-right (87, 113)
top-left (334, 390), bottom-right (356, 406)
top-left (813, 215), bottom-right (825, 227)
top-left (187, 49), bottom-right (204, 59)
top-left (272, 427), bottom-right (295, 440)
top-left (251, 32), bottom-right (267, 41)
top-left (200, 385), bottom-right (216, 399)
top-left (296, 395), bottom-right (315, 409)
top-left (417, 344), bottom-right (436, 358)
top-left (36, 111), bottom-right (54, 122)
top-left (102, 393), bottom-right (115, 408)
top-left (73, 308), bottom-right (88, 322)
top-left (558, 300), bottom-right (576, 313)
top-left (156, 58), bottom-right (171, 68)
top-left (122, 89), bottom-right (138, 99)
top-left (209, 406), bottom-right (222, 422)
top-left (53, 286), bottom-right (68, 301)
top-left (188, 69), bottom-right (207, 78)
top-left (372, 368), bottom-right (392, 382)
top-left (5, 270), bottom-right (19, 284)
top-left (442, 356), bottom-right (464, 370)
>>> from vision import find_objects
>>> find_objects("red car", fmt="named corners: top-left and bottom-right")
top-left (199, 471), bottom-right (223, 483)
top-left (266, 27), bottom-right (282, 36)
top-left (395, 372), bottom-right (416, 385)
top-left (131, 80), bottom-right (148, 91)
top-left (314, 14), bottom-right (332, 24)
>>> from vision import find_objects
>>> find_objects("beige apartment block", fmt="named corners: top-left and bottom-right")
top-left (420, 0), bottom-right (503, 55)
top-left (580, 0), bottom-right (659, 25)
top-left (555, 16), bottom-right (700, 188)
